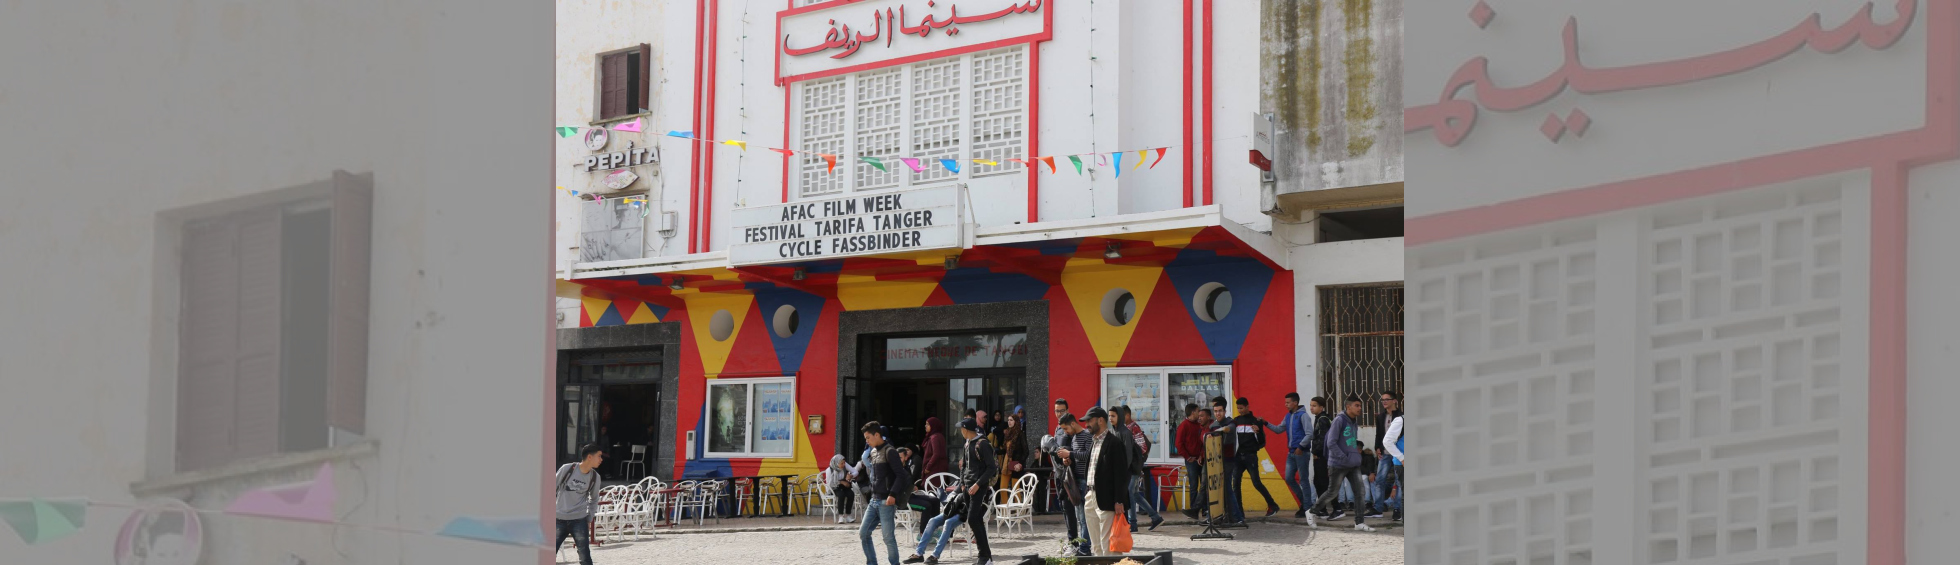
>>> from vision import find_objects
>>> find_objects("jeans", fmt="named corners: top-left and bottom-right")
top-left (554, 518), bottom-right (593, 565)
top-left (1220, 457), bottom-right (1244, 522)
top-left (1058, 479), bottom-right (1088, 553)
top-left (1312, 466), bottom-right (1369, 525)
top-left (1126, 475), bottom-right (1160, 527)
top-left (1182, 461), bottom-right (1207, 516)
top-left (1235, 453), bottom-right (1280, 512)
top-left (1282, 450), bottom-right (1314, 510)
top-left (1373, 464), bottom-right (1402, 515)
top-left (858, 498), bottom-right (900, 565)
top-left (914, 513), bottom-right (964, 558)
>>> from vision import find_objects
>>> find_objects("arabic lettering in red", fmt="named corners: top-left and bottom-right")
top-left (782, 0), bottom-right (1045, 60)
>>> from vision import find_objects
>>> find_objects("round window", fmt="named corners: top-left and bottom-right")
top-left (1194, 282), bottom-right (1233, 323)
top-left (709, 310), bottom-right (735, 341)
top-left (1101, 288), bottom-right (1138, 327)
top-left (772, 305), bottom-right (801, 338)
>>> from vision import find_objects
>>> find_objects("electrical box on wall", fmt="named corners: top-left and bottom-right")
top-left (660, 211), bottom-right (678, 235)
top-left (685, 430), bottom-right (696, 460)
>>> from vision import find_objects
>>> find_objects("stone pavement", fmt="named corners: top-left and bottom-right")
top-left (565, 514), bottom-right (1403, 564)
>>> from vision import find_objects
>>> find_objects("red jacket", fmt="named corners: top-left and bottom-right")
top-left (922, 417), bottom-right (948, 477)
top-left (1176, 419), bottom-right (1206, 462)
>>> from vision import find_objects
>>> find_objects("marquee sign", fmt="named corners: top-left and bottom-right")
top-left (776, 0), bottom-right (1052, 84)
top-left (728, 184), bottom-right (966, 266)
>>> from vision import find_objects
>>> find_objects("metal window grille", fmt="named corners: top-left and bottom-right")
top-left (793, 46), bottom-right (1027, 197)
top-left (1318, 285), bottom-right (1405, 425)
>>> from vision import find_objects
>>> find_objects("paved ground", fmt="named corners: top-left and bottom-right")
top-left (564, 515), bottom-right (1403, 564)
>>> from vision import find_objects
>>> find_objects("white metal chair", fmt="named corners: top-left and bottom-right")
top-left (1159, 465), bottom-right (1190, 514)
top-left (990, 474), bottom-right (1039, 535)
top-left (621, 445), bottom-right (647, 482)
top-left (757, 476), bottom-right (787, 515)
top-left (590, 485), bottom-right (632, 543)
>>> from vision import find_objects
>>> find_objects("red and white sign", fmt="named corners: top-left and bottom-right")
top-left (776, 0), bottom-right (1052, 84)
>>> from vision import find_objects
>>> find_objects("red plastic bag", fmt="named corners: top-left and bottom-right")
top-left (1109, 513), bottom-right (1134, 553)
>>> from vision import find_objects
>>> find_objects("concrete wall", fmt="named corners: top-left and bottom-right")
top-left (1261, 0), bottom-right (1405, 198)
top-left (1287, 234), bottom-right (1406, 400)
top-left (0, 1), bottom-right (551, 564)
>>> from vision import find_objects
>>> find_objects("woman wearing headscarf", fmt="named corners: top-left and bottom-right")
top-left (825, 454), bottom-right (858, 523)
top-left (921, 416), bottom-right (949, 479)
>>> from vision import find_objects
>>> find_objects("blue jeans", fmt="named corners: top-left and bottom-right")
top-left (1369, 458), bottom-right (1400, 514)
top-left (859, 499), bottom-right (899, 565)
top-left (1221, 457), bottom-right (1244, 522)
top-left (1282, 450), bottom-right (1314, 510)
top-left (914, 512), bottom-right (965, 558)
top-left (554, 518), bottom-right (592, 565)
top-left (1126, 475), bottom-right (1160, 526)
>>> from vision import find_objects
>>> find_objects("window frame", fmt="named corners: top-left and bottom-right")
top-left (791, 46), bottom-right (1028, 199)
top-left (593, 43), bottom-right (652, 123)
top-left (1099, 365), bottom-right (1234, 465)
top-left (703, 376), bottom-right (798, 459)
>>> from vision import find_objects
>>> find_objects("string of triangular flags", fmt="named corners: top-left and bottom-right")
top-left (559, 117), bottom-right (1176, 178)
top-left (0, 463), bottom-right (547, 549)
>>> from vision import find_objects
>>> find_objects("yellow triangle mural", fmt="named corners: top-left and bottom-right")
top-left (685, 293), bottom-right (755, 375)
top-left (755, 404), bottom-right (822, 479)
top-left (1060, 261), bottom-right (1165, 366)
top-left (625, 302), bottom-right (661, 324)
top-left (580, 295), bottom-right (613, 325)
top-left (835, 274), bottom-right (938, 312)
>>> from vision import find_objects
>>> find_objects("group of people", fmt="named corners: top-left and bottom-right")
top-left (845, 416), bottom-right (1003, 565)
top-left (1174, 391), bottom-right (1404, 533)
top-left (1043, 399), bottom-right (1165, 557)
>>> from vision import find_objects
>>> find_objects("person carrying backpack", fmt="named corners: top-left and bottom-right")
top-left (555, 444), bottom-right (605, 565)
top-left (1115, 406), bottom-right (1162, 532)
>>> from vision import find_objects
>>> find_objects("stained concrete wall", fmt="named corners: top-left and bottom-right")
top-left (1260, 0), bottom-right (1404, 202)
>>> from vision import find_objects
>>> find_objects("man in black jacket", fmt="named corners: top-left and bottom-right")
top-left (1079, 407), bottom-right (1131, 556)
top-left (1233, 397), bottom-right (1283, 518)
top-left (859, 421), bottom-right (912, 565)
top-left (1052, 413), bottom-right (1092, 556)
top-left (1309, 397), bottom-right (1332, 517)
top-left (956, 418), bottom-right (997, 563)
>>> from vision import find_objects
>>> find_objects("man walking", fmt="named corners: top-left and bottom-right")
top-left (1175, 403), bottom-right (1207, 519)
top-left (904, 417), bottom-right (996, 565)
top-left (1079, 408), bottom-right (1131, 556)
top-left (1263, 393), bottom-right (1316, 522)
top-left (1206, 397), bottom-right (1243, 524)
top-left (1052, 413), bottom-right (1092, 556)
top-left (1116, 406), bottom-right (1164, 531)
top-left (554, 444), bottom-right (605, 565)
top-left (1231, 397), bottom-right (1282, 518)
top-left (1311, 396), bottom-right (1375, 531)
top-left (1374, 408), bottom-right (1405, 522)
top-left (1367, 391), bottom-right (1404, 519)
top-left (1308, 397), bottom-right (1332, 518)
top-left (859, 421), bottom-right (914, 565)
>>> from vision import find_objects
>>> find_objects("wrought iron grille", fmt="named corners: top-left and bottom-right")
top-left (1319, 285), bottom-right (1405, 427)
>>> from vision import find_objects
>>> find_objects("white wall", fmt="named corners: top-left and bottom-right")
top-left (1288, 235), bottom-right (1406, 400)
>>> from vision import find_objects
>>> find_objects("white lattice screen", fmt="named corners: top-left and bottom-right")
top-left (1406, 177), bottom-right (1870, 565)
top-left (793, 46), bottom-right (1027, 198)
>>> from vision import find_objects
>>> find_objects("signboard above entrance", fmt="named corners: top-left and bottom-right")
top-left (776, 0), bottom-right (1053, 84)
top-left (728, 184), bottom-right (966, 266)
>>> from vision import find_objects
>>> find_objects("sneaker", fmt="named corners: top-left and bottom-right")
top-left (1266, 507), bottom-right (1279, 518)
top-left (1392, 512), bottom-right (1403, 522)
top-left (1326, 510), bottom-right (1348, 521)
top-left (923, 557), bottom-right (939, 565)
top-left (903, 555), bottom-right (924, 564)
top-left (1306, 515), bottom-right (1317, 528)
top-left (1364, 511), bottom-right (1385, 519)
top-left (1354, 523), bottom-right (1376, 532)
top-left (1294, 510), bottom-right (1307, 519)
top-left (1148, 515), bottom-right (1163, 531)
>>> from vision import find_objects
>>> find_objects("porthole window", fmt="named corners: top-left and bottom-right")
top-left (1100, 288), bottom-right (1138, 327)
top-left (710, 310), bottom-right (735, 341)
top-left (1194, 283), bottom-right (1233, 323)
top-left (772, 305), bottom-right (801, 338)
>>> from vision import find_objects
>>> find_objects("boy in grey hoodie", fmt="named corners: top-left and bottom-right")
top-left (1310, 397), bottom-right (1374, 531)
top-left (555, 444), bottom-right (605, 565)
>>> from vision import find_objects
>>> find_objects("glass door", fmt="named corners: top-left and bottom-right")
top-left (560, 384), bottom-right (601, 464)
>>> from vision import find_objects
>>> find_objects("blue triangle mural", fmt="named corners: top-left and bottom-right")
top-left (593, 303), bottom-right (626, 327)
top-left (1164, 248), bottom-right (1275, 362)
top-left (753, 288), bottom-right (828, 374)
top-left (639, 300), bottom-right (672, 321)
top-left (682, 406), bottom-right (734, 480)
top-left (940, 268), bottom-right (1050, 305)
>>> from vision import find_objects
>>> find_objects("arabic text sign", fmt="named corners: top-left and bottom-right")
top-left (728, 184), bottom-right (965, 266)
top-left (778, 0), bottom-right (1050, 83)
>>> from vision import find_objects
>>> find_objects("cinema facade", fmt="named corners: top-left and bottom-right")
top-left (552, 0), bottom-right (1404, 514)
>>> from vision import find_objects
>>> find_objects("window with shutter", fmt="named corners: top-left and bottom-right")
top-left (170, 173), bottom-right (372, 473)
top-left (596, 45), bottom-right (651, 121)
top-left (794, 47), bottom-right (1028, 198)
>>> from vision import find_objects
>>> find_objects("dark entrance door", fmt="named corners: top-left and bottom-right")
top-left (846, 331), bottom-right (1031, 469)
top-left (559, 358), bottom-right (663, 480)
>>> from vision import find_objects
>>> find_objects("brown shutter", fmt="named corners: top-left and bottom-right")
top-left (327, 172), bottom-right (373, 435)
top-left (601, 52), bottom-right (630, 119)
top-left (636, 43), bottom-right (652, 114)
top-left (231, 206), bottom-right (284, 459)
top-left (178, 219), bottom-right (241, 471)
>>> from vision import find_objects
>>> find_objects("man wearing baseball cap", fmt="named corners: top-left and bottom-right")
top-left (1079, 407), bottom-right (1131, 555)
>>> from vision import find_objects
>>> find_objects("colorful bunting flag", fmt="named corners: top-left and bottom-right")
top-left (556, 127), bottom-right (579, 138)
top-left (223, 463), bottom-right (337, 524)
top-left (611, 118), bottom-right (644, 133)
top-left (973, 159), bottom-right (999, 166)
top-left (438, 517), bottom-right (548, 548)
top-left (1067, 155), bottom-right (1084, 175)
top-left (1151, 147), bottom-right (1169, 168)
top-left (1040, 157), bottom-right (1057, 173)
top-left (822, 154), bottom-right (838, 173)
top-left (1113, 152), bottom-right (1124, 177)
top-left (1095, 154), bottom-right (1110, 167)
top-left (860, 156), bottom-right (887, 172)
top-left (0, 499), bottom-right (85, 545)
top-left (899, 158), bottom-right (924, 172)
top-left (1135, 149), bottom-right (1148, 169)
top-left (769, 148), bottom-right (795, 157)
top-left (723, 140), bottom-right (747, 151)
top-left (666, 130), bottom-right (694, 138)
top-left (940, 159), bottom-right (960, 174)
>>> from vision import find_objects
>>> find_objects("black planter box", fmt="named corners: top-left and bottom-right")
top-left (1010, 550), bottom-right (1173, 565)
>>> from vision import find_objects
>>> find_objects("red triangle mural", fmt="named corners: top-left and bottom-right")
top-left (798, 299), bottom-right (844, 466)
top-left (1045, 286), bottom-right (1101, 408)
top-left (613, 298), bottom-right (643, 324)
top-left (1236, 272), bottom-right (1298, 414)
top-left (922, 285), bottom-right (955, 307)
top-left (1124, 274), bottom-right (1214, 364)
top-left (718, 302), bottom-right (782, 377)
